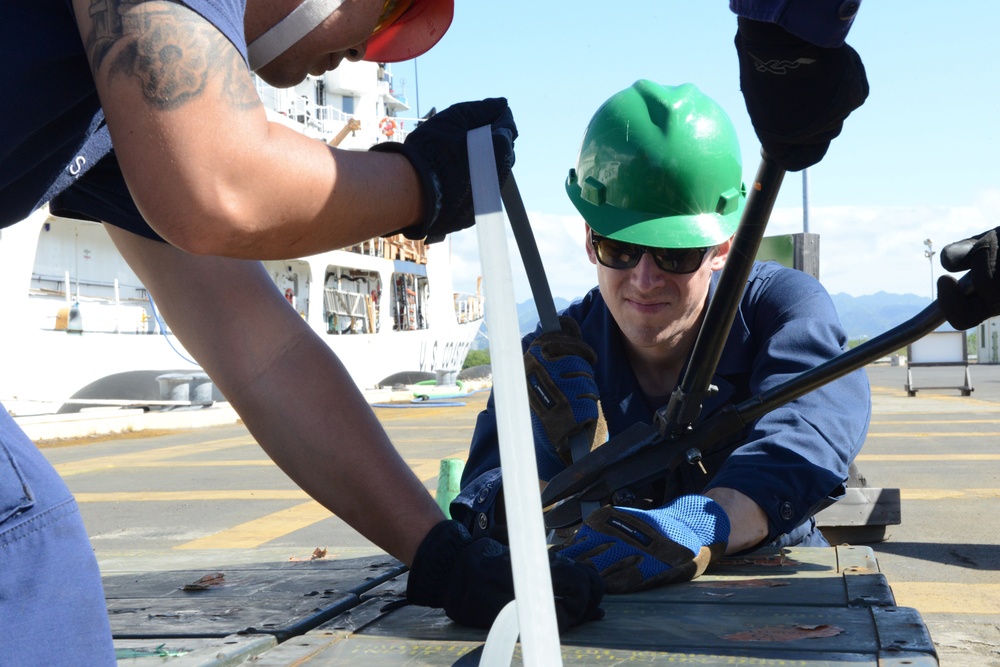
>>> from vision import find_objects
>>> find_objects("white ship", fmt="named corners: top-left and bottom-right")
top-left (0, 62), bottom-right (484, 416)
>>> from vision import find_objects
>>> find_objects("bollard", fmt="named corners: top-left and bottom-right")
top-left (156, 373), bottom-right (193, 403)
top-left (435, 368), bottom-right (459, 387)
top-left (435, 458), bottom-right (465, 519)
top-left (67, 302), bottom-right (83, 334)
top-left (189, 372), bottom-right (215, 407)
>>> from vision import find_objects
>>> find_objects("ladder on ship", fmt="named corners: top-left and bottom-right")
top-left (394, 274), bottom-right (420, 331)
top-left (324, 288), bottom-right (375, 334)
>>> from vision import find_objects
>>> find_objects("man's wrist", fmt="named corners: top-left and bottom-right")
top-left (704, 487), bottom-right (769, 554)
top-left (406, 520), bottom-right (471, 607)
top-left (368, 142), bottom-right (439, 239)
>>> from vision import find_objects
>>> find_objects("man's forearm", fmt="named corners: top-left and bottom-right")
top-left (105, 226), bottom-right (442, 564)
top-left (223, 326), bottom-right (444, 564)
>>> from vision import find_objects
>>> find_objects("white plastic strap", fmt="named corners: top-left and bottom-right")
top-left (247, 0), bottom-right (346, 71)
top-left (479, 601), bottom-right (519, 666)
top-left (468, 126), bottom-right (563, 667)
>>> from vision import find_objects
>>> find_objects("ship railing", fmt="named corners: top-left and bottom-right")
top-left (324, 288), bottom-right (376, 335)
top-left (454, 292), bottom-right (485, 324)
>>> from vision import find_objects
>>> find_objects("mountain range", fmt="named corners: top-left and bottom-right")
top-left (472, 292), bottom-right (938, 349)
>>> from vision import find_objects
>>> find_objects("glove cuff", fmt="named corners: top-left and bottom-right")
top-left (369, 141), bottom-right (442, 241)
top-left (406, 520), bottom-right (472, 607)
top-left (937, 274), bottom-right (983, 331)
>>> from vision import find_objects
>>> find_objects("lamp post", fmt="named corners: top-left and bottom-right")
top-left (924, 238), bottom-right (935, 300)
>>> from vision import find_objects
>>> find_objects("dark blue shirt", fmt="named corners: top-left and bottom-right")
top-left (0, 0), bottom-right (246, 239)
top-left (452, 261), bottom-right (871, 549)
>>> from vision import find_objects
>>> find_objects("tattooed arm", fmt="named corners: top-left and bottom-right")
top-left (73, 0), bottom-right (423, 258)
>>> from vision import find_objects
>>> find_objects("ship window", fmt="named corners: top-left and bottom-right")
top-left (324, 268), bottom-right (380, 335)
top-left (391, 273), bottom-right (429, 331)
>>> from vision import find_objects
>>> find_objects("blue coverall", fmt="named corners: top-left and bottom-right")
top-left (452, 261), bottom-right (872, 550)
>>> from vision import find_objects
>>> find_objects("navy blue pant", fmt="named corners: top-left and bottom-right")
top-left (1, 408), bottom-right (115, 665)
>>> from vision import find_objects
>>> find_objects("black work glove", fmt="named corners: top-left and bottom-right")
top-left (524, 317), bottom-right (605, 480)
top-left (937, 227), bottom-right (1000, 330)
top-left (370, 98), bottom-right (517, 244)
top-left (734, 17), bottom-right (869, 171)
top-left (406, 520), bottom-right (604, 629)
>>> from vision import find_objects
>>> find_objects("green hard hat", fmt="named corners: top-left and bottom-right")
top-left (566, 80), bottom-right (746, 249)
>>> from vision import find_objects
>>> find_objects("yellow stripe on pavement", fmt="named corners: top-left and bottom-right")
top-left (891, 582), bottom-right (1000, 615)
top-left (901, 489), bottom-right (1000, 500)
top-left (870, 419), bottom-right (1000, 425)
top-left (54, 436), bottom-right (253, 476)
top-left (865, 432), bottom-right (1000, 438)
top-left (165, 451), bottom-right (468, 550)
top-left (408, 452), bottom-right (468, 481)
top-left (175, 501), bottom-right (333, 550)
top-left (857, 454), bottom-right (1000, 462)
top-left (128, 460), bottom-right (274, 468)
top-left (75, 490), bottom-right (308, 502)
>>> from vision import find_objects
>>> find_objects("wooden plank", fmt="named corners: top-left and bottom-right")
top-left (103, 567), bottom-right (400, 600)
top-left (106, 594), bottom-right (359, 641)
top-left (353, 601), bottom-right (885, 654)
top-left (103, 557), bottom-right (406, 641)
top-left (836, 544), bottom-right (882, 573)
top-left (114, 634), bottom-right (276, 665)
top-left (816, 488), bottom-right (902, 527)
top-left (871, 606), bottom-right (939, 660)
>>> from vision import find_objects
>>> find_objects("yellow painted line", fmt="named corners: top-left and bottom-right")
top-left (75, 490), bottom-right (308, 502)
top-left (54, 436), bottom-right (252, 477)
top-left (390, 436), bottom-right (474, 444)
top-left (858, 454), bottom-right (1000, 462)
top-left (901, 488), bottom-right (1000, 500)
top-left (129, 460), bottom-right (275, 468)
top-left (865, 432), bottom-right (1000, 438)
top-left (870, 419), bottom-right (1000, 425)
top-left (408, 452), bottom-right (468, 481)
top-left (175, 501), bottom-right (333, 550)
top-left (891, 582), bottom-right (1000, 615)
top-left (169, 451), bottom-right (468, 550)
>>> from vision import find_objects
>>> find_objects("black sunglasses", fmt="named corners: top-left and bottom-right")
top-left (590, 232), bottom-right (710, 274)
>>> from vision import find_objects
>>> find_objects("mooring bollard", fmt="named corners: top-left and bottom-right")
top-left (189, 372), bottom-right (215, 407)
top-left (156, 373), bottom-right (193, 403)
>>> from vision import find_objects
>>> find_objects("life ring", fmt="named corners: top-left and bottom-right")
top-left (380, 117), bottom-right (397, 138)
top-left (284, 288), bottom-right (294, 304)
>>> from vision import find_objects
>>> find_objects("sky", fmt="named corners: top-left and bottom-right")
top-left (385, 1), bottom-right (1000, 304)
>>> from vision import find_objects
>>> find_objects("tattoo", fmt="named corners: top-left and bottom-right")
top-left (85, 0), bottom-right (257, 111)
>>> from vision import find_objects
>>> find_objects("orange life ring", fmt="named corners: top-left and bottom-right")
top-left (284, 288), bottom-right (294, 304)
top-left (380, 117), bottom-right (397, 138)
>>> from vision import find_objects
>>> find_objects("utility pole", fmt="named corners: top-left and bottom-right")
top-left (802, 169), bottom-right (810, 233)
top-left (924, 238), bottom-right (935, 300)
top-left (414, 58), bottom-right (420, 118)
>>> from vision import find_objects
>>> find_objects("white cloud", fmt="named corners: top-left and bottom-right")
top-left (448, 192), bottom-right (1000, 303)
top-left (448, 212), bottom-right (597, 305)
top-left (766, 194), bottom-right (999, 298)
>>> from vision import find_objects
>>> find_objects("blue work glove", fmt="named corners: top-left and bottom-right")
top-left (938, 227), bottom-right (1000, 330)
top-left (523, 317), bottom-right (603, 480)
top-left (370, 98), bottom-right (517, 244)
top-left (406, 520), bottom-right (605, 629)
top-left (734, 17), bottom-right (868, 171)
top-left (558, 495), bottom-right (731, 594)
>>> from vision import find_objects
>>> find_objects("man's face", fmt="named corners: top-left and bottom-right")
top-left (586, 227), bottom-right (730, 355)
top-left (247, 0), bottom-right (387, 88)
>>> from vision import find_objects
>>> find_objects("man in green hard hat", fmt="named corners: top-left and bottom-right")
top-left (452, 80), bottom-right (872, 594)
